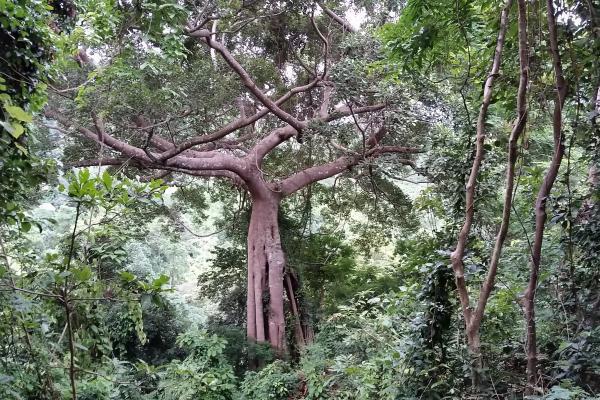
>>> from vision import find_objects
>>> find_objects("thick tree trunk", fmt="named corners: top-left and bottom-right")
top-left (246, 195), bottom-right (287, 353)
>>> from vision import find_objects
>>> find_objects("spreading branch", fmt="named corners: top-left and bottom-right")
top-left (44, 108), bottom-right (248, 176)
top-left (250, 103), bottom-right (386, 163)
top-left (188, 29), bottom-right (303, 131)
top-left (278, 127), bottom-right (421, 195)
top-left (45, 12), bottom-right (397, 203)
top-left (156, 78), bottom-right (320, 160)
top-left (316, 1), bottom-right (357, 33)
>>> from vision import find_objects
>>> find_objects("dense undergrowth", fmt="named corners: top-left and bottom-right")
top-left (1, 170), bottom-right (597, 399)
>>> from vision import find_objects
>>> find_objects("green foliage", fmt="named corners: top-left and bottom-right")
top-left (0, 170), bottom-right (170, 398)
top-left (0, 0), bottom-right (69, 229)
top-left (380, 0), bottom-right (497, 77)
top-left (198, 245), bottom-right (247, 326)
top-left (154, 329), bottom-right (237, 400)
top-left (58, 169), bottom-right (167, 209)
top-left (1, 1), bottom-right (599, 399)
top-left (207, 325), bottom-right (275, 377)
top-left (296, 288), bottom-right (464, 399)
top-left (542, 381), bottom-right (599, 400)
top-left (240, 360), bottom-right (300, 400)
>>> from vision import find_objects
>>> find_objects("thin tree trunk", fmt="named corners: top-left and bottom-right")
top-left (285, 273), bottom-right (306, 350)
top-left (473, 0), bottom-right (528, 323)
top-left (523, 0), bottom-right (568, 393)
top-left (246, 196), bottom-right (287, 353)
top-left (448, 0), bottom-right (513, 388)
top-left (64, 300), bottom-right (77, 400)
top-left (267, 216), bottom-right (286, 353)
top-left (466, 329), bottom-right (483, 388)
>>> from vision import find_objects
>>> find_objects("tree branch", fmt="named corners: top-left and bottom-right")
top-left (188, 29), bottom-right (303, 131)
top-left (278, 130), bottom-right (421, 196)
top-left (45, 108), bottom-right (155, 163)
top-left (67, 158), bottom-right (128, 168)
top-left (156, 78), bottom-right (320, 160)
top-left (249, 103), bottom-right (386, 164)
top-left (133, 115), bottom-right (230, 159)
top-left (248, 125), bottom-right (305, 165)
top-left (67, 157), bottom-right (246, 187)
top-left (323, 103), bottom-right (386, 123)
top-left (44, 108), bottom-right (249, 177)
top-left (473, 0), bottom-right (525, 328)
top-left (316, 1), bottom-right (357, 33)
top-left (524, 0), bottom-right (568, 391)
top-left (185, 169), bottom-right (247, 188)
top-left (310, 10), bottom-right (330, 80)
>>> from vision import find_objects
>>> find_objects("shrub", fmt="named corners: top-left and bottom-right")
top-left (240, 360), bottom-right (300, 400)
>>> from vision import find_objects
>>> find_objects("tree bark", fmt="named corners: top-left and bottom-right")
top-left (285, 273), bottom-right (306, 350)
top-left (466, 328), bottom-right (483, 388)
top-left (316, 2), bottom-right (357, 33)
top-left (448, 0), bottom-right (513, 389)
top-left (246, 194), bottom-right (286, 353)
top-left (523, 0), bottom-right (568, 393)
top-left (471, 0), bottom-right (528, 333)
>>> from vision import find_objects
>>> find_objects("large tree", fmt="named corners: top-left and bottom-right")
top-left (44, 0), bottom-right (423, 352)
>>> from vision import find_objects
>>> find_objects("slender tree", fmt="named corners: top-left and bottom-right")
top-left (448, 0), bottom-right (529, 386)
top-left (523, 0), bottom-right (568, 392)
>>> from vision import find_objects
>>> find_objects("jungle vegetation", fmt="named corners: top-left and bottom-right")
top-left (0, 0), bottom-right (599, 398)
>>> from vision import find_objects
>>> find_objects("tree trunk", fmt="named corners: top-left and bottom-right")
top-left (246, 195), bottom-right (287, 353)
top-left (523, 0), bottom-right (567, 393)
top-left (448, 0), bottom-right (515, 390)
top-left (466, 327), bottom-right (483, 389)
top-left (285, 273), bottom-right (306, 350)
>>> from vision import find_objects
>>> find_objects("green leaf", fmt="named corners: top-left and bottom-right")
top-left (74, 342), bottom-right (88, 351)
top-left (73, 266), bottom-right (92, 281)
top-left (20, 221), bottom-right (31, 233)
top-left (5, 105), bottom-right (32, 122)
top-left (14, 142), bottom-right (28, 155)
top-left (152, 274), bottom-right (170, 288)
top-left (79, 168), bottom-right (90, 184)
top-left (10, 122), bottom-right (24, 139)
top-left (120, 271), bottom-right (136, 282)
top-left (102, 171), bottom-right (113, 189)
top-left (151, 294), bottom-right (164, 307)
